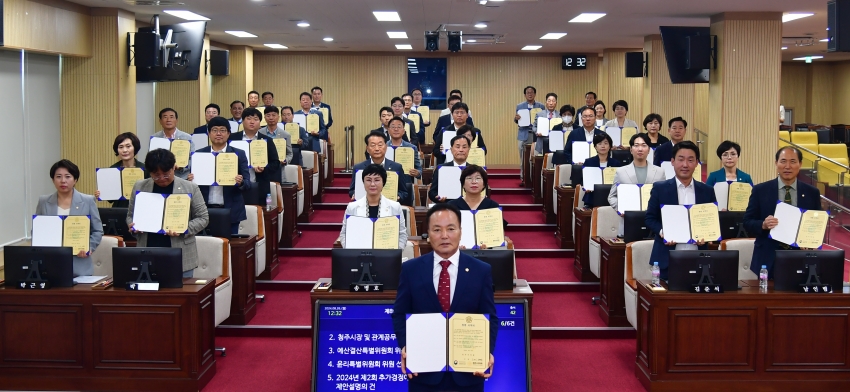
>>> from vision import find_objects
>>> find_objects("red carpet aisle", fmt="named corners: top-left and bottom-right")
top-left (207, 168), bottom-right (644, 392)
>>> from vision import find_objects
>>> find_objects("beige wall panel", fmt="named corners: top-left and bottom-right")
top-left (3, 0), bottom-right (91, 56)
top-left (117, 13), bottom-right (136, 134)
top-left (604, 50), bottom-right (644, 124)
top-left (810, 63), bottom-right (834, 125)
top-left (693, 83), bottom-right (709, 135)
top-left (832, 62), bottom-right (850, 124)
top-left (780, 63), bottom-right (808, 123)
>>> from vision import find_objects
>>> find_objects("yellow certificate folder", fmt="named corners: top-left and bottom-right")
top-left (131, 192), bottom-right (192, 234)
top-left (228, 139), bottom-right (268, 168)
top-left (96, 167), bottom-right (145, 201)
top-left (416, 106), bottom-right (430, 123)
top-left (405, 313), bottom-right (490, 374)
top-left (31, 215), bottom-right (91, 255)
top-left (660, 203), bottom-right (722, 244)
top-left (149, 137), bottom-right (191, 168)
top-left (769, 202), bottom-right (828, 249)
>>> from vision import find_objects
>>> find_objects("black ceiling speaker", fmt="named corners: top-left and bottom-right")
top-left (828, 0), bottom-right (850, 52)
top-left (424, 31), bottom-right (440, 51)
top-left (447, 31), bottom-right (462, 52)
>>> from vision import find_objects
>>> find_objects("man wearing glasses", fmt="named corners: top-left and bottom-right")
top-left (565, 106), bottom-right (605, 163)
top-left (195, 116), bottom-right (251, 234)
top-left (391, 97), bottom-right (418, 146)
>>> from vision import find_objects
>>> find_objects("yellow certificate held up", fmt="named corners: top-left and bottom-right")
top-left (381, 171), bottom-right (399, 201)
top-left (318, 108), bottom-right (329, 125)
top-left (393, 147), bottom-right (415, 173)
top-left (416, 105), bottom-right (430, 123)
top-left (795, 210), bottom-right (829, 249)
top-left (62, 216), bottom-right (91, 255)
top-left (473, 208), bottom-right (505, 248)
top-left (406, 312), bottom-right (491, 374)
top-left (404, 122), bottom-right (411, 140)
top-left (621, 127), bottom-right (637, 146)
top-left (530, 108), bottom-right (543, 121)
top-left (272, 139), bottom-right (288, 161)
top-left (122, 168), bottom-right (145, 200)
top-left (285, 122), bottom-right (300, 135)
top-left (170, 139), bottom-right (192, 168)
top-left (640, 184), bottom-right (653, 211)
top-left (549, 118), bottom-right (563, 130)
top-left (215, 153), bottom-right (238, 186)
top-left (372, 216), bottom-right (400, 249)
top-left (162, 194), bottom-right (191, 233)
top-left (726, 183), bottom-right (752, 211)
top-left (688, 203), bottom-right (722, 242)
top-left (603, 167), bottom-right (617, 184)
top-left (249, 140), bottom-right (269, 168)
top-left (615, 184), bottom-right (653, 214)
top-left (306, 113), bottom-right (320, 134)
top-left (343, 215), bottom-right (401, 249)
top-left (409, 113), bottom-right (421, 135)
top-left (468, 148), bottom-right (486, 167)
top-left (448, 313), bottom-right (491, 373)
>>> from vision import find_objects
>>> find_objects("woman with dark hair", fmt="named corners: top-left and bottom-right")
top-left (448, 164), bottom-right (508, 233)
top-left (706, 140), bottom-right (753, 187)
top-left (95, 132), bottom-right (150, 208)
top-left (339, 164), bottom-right (408, 249)
top-left (579, 133), bottom-right (625, 207)
top-left (594, 100), bottom-right (609, 127)
top-left (35, 159), bottom-right (103, 277)
top-left (642, 113), bottom-right (669, 148)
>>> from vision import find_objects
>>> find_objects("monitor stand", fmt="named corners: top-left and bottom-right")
top-left (693, 264), bottom-right (724, 293)
top-left (127, 261), bottom-right (159, 291)
top-left (105, 218), bottom-right (120, 236)
top-left (18, 260), bottom-right (50, 290)
top-left (350, 261), bottom-right (383, 292)
top-left (800, 264), bottom-right (832, 293)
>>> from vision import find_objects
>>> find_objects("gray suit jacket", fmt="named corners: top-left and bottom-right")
top-left (516, 101), bottom-right (545, 141)
top-left (35, 190), bottom-right (103, 276)
top-left (152, 129), bottom-right (195, 180)
top-left (607, 163), bottom-right (667, 211)
top-left (260, 125), bottom-right (294, 162)
top-left (125, 177), bottom-right (210, 272)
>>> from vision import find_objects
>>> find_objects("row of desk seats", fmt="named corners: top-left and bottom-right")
top-left (589, 207), bottom-right (620, 304)
top-left (238, 205), bottom-right (266, 303)
top-left (816, 144), bottom-right (850, 186)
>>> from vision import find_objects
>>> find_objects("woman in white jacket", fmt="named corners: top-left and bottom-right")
top-left (339, 164), bottom-right (408, 249)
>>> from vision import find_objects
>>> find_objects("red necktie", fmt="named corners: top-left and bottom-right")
top-left (438, 260), bottom-right (452, 312)
top-left (548, 111), bottom-right (553, 119)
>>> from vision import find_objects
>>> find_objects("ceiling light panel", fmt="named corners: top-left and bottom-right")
top-left (475, 23), bottom-right (487, 28)
top-left (226, 31), bottom-right (257, 38)
top-left (782, 13), bottom-right (814, 23)
top-left (297, 22), bottom-right (310, 27)
top-left (163, 10), bottom-right (209, 21)
top-left (540, 33), bottom-right (567, 40)
top-left (793, 55), bottom-right (824, 60)
top-left (374, 11), bottom-right (401, 21)
top-left (264, 44), bottom-right (288, 49)
top-left (396, 44), bottom-right (413, 50)
top-left (387, 32), bottom-right (408, 39)
top-left (522, 45), bottom-right (542, 51)
top-left (569, 13), bottom-right (606, 23)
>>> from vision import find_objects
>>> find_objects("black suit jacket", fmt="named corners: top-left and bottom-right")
top-left (195, 145), bottom-right (251, 223)
top-left (432, 115), bottom-right (473, 144)
top-left (653, 141), bottom-right (675, 166)
top-left (433, 126), bottom-right (486, 165)
top-left (228, 131), bottom-right (280, 206)
top-left (743, 178), bottom-right (822, 277)
top-left (193, 125), bottom-right (209, 135)
top-left (348, 159), bottom-right (410, 205)
top-left (565, 128), bottom-right (605, 163)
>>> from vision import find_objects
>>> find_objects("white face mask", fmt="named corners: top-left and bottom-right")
top-left (562, 115), bottom-right (572, 123)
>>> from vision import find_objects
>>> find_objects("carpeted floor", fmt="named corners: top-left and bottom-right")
top-left (516, 256), bottom-right (578, 283)
top-left (273, 255), bottom-right (331, 281)
top-left (249, 290), bottom-right (313, 326)
top-left (532, 291), bottom-right (607, 327)
top-left (205, 337), bottom-right (313, 392)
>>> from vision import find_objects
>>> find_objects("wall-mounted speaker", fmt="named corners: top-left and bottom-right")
top-left (686, 35), bottom-right (711, 70)
top-left (625, 52), bottom-right (644, 78)
top-left (424, 31), bottom-right (440, 51)
top-left (134, 32), bottom-right (160, 68)
top-left (210, 50), bottom-right (229, 76)
top-left (447, 31), bottom-right (462, 52)
top-left (828, 0), bottom-right (850, 52)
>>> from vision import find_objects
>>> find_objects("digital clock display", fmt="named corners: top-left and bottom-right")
top-left (562, 54), bottom-right (588, 70)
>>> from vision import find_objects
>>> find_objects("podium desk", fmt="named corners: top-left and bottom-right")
top-left (555, 186), bottom-right (575, 249)
top-left (310, 278), bottom-right (534, 329)
top-left (598, 238), bottom-right (629, 327)
top-left (258, 208), bottom-right (280, 280)
top-left (573, 207), bottom-right (597, 282)
top-left (222, 236), bottom-right (257, 325)
top-left (0, 280), bottom-right (215, 392)
top-left (636, 280), bottom-right (850, 392)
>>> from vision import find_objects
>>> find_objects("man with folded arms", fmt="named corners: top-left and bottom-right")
top-left (196, 116), bottom-right (250, 234)
top-left (743, 146), bottom-right (821, 278)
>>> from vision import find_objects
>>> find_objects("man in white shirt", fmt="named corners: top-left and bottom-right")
top-left (195, 116), bottom-right (250, 234)
top-left (429, 135), bottom-right (471, 203)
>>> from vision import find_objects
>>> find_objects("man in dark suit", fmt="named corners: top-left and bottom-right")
top-left (565, 106), bottom-right (605, 164)
top-left (349, 130), bottom-right (410, 205)
top-left (744, 146), bottom-right (822, 278)
top-left (411, 88), bottom-right (431, 142)
top-left (433, 95), bottom-right (474, 145)
top-left (390, 96), bottom-right (418, 145)
top-left (402, 93), bottom-right (425, 142)
top-left (434, 102), bottom-right (475, 165)
top-left (572, 91), bottom-right (598, 130)
top-left (193, 103), bottom-right (220, 135)
top-left (228, 100), bottom-right (244, 129)
top-left (195, 116), bottom-right (251, 234)
top-left (311, 86), bottom-right (333, 129)
top-left (393, 203), bottom-right (497, 392)
top-left (371, 106), bottom-right (412, 144)
top-left (645, 141), bottom-right (717, 279)
top-left (652, 117), bottom-right (688, 166)
top-left (229, 107), bottom-right (280, 206)
top-left (429, 135), bottom-right (471, 204)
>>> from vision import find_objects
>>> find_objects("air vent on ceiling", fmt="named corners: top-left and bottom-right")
top-left (782, 37), bottom-right (816, 47)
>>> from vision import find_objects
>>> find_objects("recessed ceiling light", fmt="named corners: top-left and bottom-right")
top-left (387, 31), bottom-right (408, 39)
top-left (793, 55), bottom-right (824, 61)
top-left (297, 21), bottom-right (310, 27)
top-left (396, 44), bottom-right (413, 50)
top-left (522, 45), bottom-right (542, 51)
top-left (374, 11), bottom-right (401, 21)
top-left (264, 44), bottom-right (288, 49)
top-left (323, 37), bottom-right (334, 42)
top-left (540, 33), bottom-right (567, 40)
top-left (783, 13), bottom-right (814, 23)
top-left (407, 58), bottom-right (415, 61)
top-left (474, 23), bottom-right (487, 29)
top-left (781, 46), bottom-right (788, 50)
top-left (163, 10), bottom-right (209, 21)
top-left (820, 38), bottom-right (829, 42)
top-left (569, 13), bottom-right (606, 23)
top-left (226, 31), bottom-right (257, 38)
top-left (467, 39), bottom-right (477, 43)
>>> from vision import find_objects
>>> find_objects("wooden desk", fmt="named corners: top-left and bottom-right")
top-left (313, 154), bottom-right (326, 203)
top-left (258, 209), bottom-right (279, 280)
top-left (636, 281), bottom-right (850, 392)
top-left (422, 168), bottom-right (433, 186)
top-left (298, 168), bottom-right (314, 223)
top-left (222, 236), bottom-right (257, 325)
top-left (414, 206), bottom-right (428, 237)
top-left (0, 281), bottom-right (215, 391)
top-left (324, 143), bottom-right (334, 186)
top-left (573, 207), bottom-right (597, 282)
top-left (311, 278), bottom-right (534, 327)
top-left (542, 168), bottom-right (556, 224)
top-left (279, 183), bottom-right (299, 248)
top-left (532, 155), bottom-right (544, 204)
top-left (599, 238), bottom-right (628, 327)
top-left (521, 144), bottom-right (532, 187)
top-left (555, 186), bottom-right (575, 249)
top-left (420, 143), bottom-right (434, 156)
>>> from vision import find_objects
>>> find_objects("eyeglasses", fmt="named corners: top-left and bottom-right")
top-left (581, 115), bottom-right (595, 119)
top-left (210, 129), bottom-right (229, 134)
top-left (721, 152), bottom-right (738, 158)
top-left (151, 173), bottom-right (172, 181)
top-left (464, 176), bottom-right (483, 183)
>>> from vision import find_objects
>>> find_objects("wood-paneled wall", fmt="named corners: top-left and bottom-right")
top-left (781, 63), bottom-right (808, 123)
top-left (60, 10), bottom-right (135, 198)
top-left (831, 62), bottom-right (850, 124)
top-left (211, 46), bottom-right (253, 113)
top-left (602, 49), bottom-right (644, 122)
top-left (154, 36), bottom-right (212, 131)
top-left (644, 36), bottom-right (696, 140)
top-left (3, 0), bottom-right (92, 57)
top-left (708, 14), bottom-right (782, 182)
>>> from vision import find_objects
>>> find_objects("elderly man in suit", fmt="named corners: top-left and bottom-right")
top-left (608, 133), bottom-right (667, 210)
top-left (126, 148), bottom-right (209, 278)
top-left (153, 108), bottom-right (195, 180)
top-left (532, 92), bottom-right (559, 155)
top-left (514, 86), bottom-right (545, 178)
top-left (645, 141), bottom-right (716, 280)
top-left (744, 146), bottom-right (822, 278)
top-left (429, 135), bottom-right (471, 204)
top-left (393, 203), bottom-right (497, 392)
top-left (565, 106), bottom-right (606, 164)
top-left (36, 159), bottom-right (103, 277)
top-left (349, 130), bottom-right (410, 205)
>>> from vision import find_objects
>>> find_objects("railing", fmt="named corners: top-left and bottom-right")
top-left (779, 137), bottom-right (850, 209)
top-left (693, 128), bottom-right (708, 162)
top-left (340, 125), bottom-right (355, 173)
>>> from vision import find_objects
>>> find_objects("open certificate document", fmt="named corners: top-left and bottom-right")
top-left (387, 146), bottom-right (415, 173)
top-left (616, 184), bottom-right (653, 214)
top-left (96, 167), bottom-right (145, 201)
top-left (229, 140), bottom-right (268, 168)
top-left (571, 141), bottom-right (597, 164)
top-left (769, 202), bottom-right (829, 248)
top-left (437, 166), bottom-right (463, 199)
top-left (459, 208), bottom-right (505, 249)
top-left (714, 181), bottom-right (752, 211)
top-left (416, 105), bottom-right (430, 123)
top-left (191, 152), bottom-right (238, 186)
top-left (132, 192), bottom-right (192, 234)
top-left (581, 167), bottom-right (617, 191)
top-left (406, 313), bottom-right (490, 374)
top-left (605, 127), bottom-right (637, 147)
top-left (149, 137), bottom-right (191, 168)
top-left (343, 215), bottom-right (400, 249)
top-left (306, 113), bottom-right (320, 134)
top-left (661, 203), bottom-right (722, 244)
top-left (32, 215), bottom-right (90, 255)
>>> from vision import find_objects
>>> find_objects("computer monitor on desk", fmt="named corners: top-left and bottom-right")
top-left (718, 211), bottom-right (750, 239)
top-left (667, 250), bottom-right (739, 291)
top-left (623, 211), bottom-right (653, 243)
top-left (461, 249), bottom-right (514, 290)
top-left (774, 250), bottom-right (845, 292)
top-left (4, 246), bottom-right (74, 288)
top-left (330, 249), bottom-right (403, 290)
top-left (98, 208), bottom-right (134, 242)
top-left (112, 248), bottom-right (184, 288)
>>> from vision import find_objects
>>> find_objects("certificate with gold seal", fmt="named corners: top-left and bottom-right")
top-left (62, 216), bottom-right (91, 255)
top-left (448, 313), bottom-right (490, 373)
top-left (405, 313), bottom-right (491, 374)
top-left (162, 194), bottom-right (191, 233)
